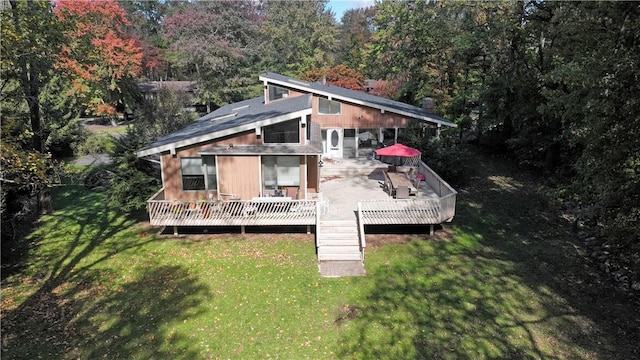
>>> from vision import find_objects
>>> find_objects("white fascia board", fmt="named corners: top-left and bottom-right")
top-left (136, 108), bottom-right (312, 157)
top-left (198, 150), bottom-right (322, 156)
top-left (260, 75), bottom-right (456, 128)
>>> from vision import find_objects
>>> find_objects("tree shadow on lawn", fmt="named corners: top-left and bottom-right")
top-left (1, 186), bottom-right (211, 358)
top-left (337, 153), bottom-right (640, 359)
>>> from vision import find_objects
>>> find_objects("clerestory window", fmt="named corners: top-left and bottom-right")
top-left (318, 98), bottom-right (341, 115)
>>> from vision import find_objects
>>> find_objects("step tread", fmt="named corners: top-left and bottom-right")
top-left (318, 246), bottom-right (361, 254)
top-left (318, 232), bottom-right (359, 239)
top-left (317, 239), bottom-right (360, 246)
top-left (319, 220), bottom-right (356, 225)
top-left (318, 253), bottom-right (363, 261)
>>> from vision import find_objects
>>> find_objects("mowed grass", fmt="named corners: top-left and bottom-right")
top-left (2, 153), bottom-right (638, 359)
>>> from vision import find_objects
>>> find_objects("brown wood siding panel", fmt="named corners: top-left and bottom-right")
top-left (161, 152), bottom-right (181, 200)
top-left (160, 131), bottom-right (261, 201)
top-left (217, 156), bottom-right (260, 200)
top-left (299, 118), bottom-right (305, 143)
top-left (307, 155), bottom-right (319, 194)
top-left (209, 130), bottom-right (262, 146)
top-left (311, 95), bottom-right (409, 129)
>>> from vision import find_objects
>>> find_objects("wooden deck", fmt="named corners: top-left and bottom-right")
top-left (146, 160), bottom-right (457, 259)
top-left (147, 189), bottom-right (318, 234)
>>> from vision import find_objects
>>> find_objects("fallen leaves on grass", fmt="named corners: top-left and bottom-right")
top-left (334, 305), bottom-right (362, 326)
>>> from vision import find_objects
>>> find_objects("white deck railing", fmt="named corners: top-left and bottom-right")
top-left (147, 159), bottom-right (456, 235)
top-left (357, 202), bottom-right (366, 260)
top-left (148, 190), bottom-right (317, 227)
top-left (418, 161), bottom-right (457, 198)
top-left (358, 161), bottom-right (457, 225)
top-left (358, 199), bottom-right (442, 224)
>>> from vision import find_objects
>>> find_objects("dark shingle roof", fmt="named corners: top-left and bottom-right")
top-left (260, 72), bottom-right (454, 126)
top-left (137, 94), bottom-right (312, 156)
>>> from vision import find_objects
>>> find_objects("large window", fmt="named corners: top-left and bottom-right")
top-left (318, 98), bottom-right (341, 115)
top-left (263, 119), bottom-right (300, 143)
top-left (181, 157), bottom-right (217, 191)
top-left (268, 85), bottom-right (289, 101)
top-left (263, 156), bottom-right (300, 189)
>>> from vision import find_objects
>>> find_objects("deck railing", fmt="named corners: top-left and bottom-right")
top-left (358, 199), bottom-right (443, 224)
top-left (148, 189), bottom-right (317, 228)
top-left (358, 161), bottom-right (457, 225)
top-left (418, 161), bottom-right (457, 198)
top-left (357, 202), bottom-right (366, 260)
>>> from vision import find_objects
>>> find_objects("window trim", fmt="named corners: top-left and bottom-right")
top-left (262, 155), bottom-right (301, 190)
top-left (268, 85), bottom-right (290, 101)
top-left (262, 118), bottom-right (300, 144)
top-left (318, 98), bottom-right (341, 115)
top-left (180, 156), bottom-right (217, 192)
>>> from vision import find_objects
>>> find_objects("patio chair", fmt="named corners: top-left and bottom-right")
top-left (382, 171), bottom-right (393, 196)
top-left (395, 185), bottom-right (410, 199)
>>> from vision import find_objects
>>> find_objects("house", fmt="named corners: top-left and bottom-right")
top-left (137, 72), bottom-right (457, 271)
top-left (137, 72), bottom-right (454, 202)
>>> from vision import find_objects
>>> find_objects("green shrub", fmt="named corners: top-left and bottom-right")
top-left (106, 127), bottom-right (160, 212)
top-left (73, 132), bottom-right (110, 156)
top-left (422, 134), bottom-right (476, 187)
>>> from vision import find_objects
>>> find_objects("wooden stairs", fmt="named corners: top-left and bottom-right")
top-left (317, 220), bottom-right (365, 277)
top-left (317, 220), bottom-right (362, 261)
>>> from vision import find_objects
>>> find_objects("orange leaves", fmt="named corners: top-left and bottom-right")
top-left (94, 102), bottom-right (116, 116)
top-left (53, 0), bottom-right (141, 115)
top-left (90, 31), bottom-right (142, 79)
top-left (300, 65), bottom-right (366, 91)
top-left (54, 0), bottom-right (130, 27)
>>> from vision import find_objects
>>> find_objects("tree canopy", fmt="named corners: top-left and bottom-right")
top-left (54, 0), bottom-right (142, 116)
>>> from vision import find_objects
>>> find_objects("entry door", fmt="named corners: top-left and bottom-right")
top-left (326, 128), bottom-right (343, 158)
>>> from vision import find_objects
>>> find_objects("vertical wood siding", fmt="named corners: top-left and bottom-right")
top-left (217, 156), bottom-right (261, 200)
top-left (311, 96), bottom-right (409, 129)
top-left (161, 130), bottom-right (262, 200)
top-left (307, 155), bottom-right (319, 193)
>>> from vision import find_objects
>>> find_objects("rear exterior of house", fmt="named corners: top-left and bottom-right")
top-left (137, 72), bottom-right (454, 204)
top-left (138, 73), bottom-right (458, 272)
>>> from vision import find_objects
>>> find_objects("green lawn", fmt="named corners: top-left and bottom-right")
top-left (2, 153), bottom-right (638, 359)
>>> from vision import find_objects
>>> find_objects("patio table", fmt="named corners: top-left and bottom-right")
top-left (384, 171), bottom-right (417, 197)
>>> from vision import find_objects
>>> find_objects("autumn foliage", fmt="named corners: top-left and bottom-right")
top-left (54, 0), bottom-right (142, 116)
top-left (300, 65), bottom-right (365, 91)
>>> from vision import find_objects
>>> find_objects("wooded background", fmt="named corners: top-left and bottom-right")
top-left (2, 0), bottom-right (638, 285)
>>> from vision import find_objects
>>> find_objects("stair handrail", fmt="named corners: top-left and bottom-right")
top-left (357, 202), bottom-right (366, 261)
top-left (315, 199), bottom-right (321, 249)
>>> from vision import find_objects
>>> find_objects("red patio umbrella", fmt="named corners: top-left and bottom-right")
top-left (374, 143), bottom-right (421, 157)
top-left (374, 143), bottom-right (422, 166)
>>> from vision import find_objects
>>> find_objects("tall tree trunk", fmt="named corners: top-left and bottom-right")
top-left (10, 0), bottom-right (43, 153)
top-left (10, 0), bottom-right (50, 214)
